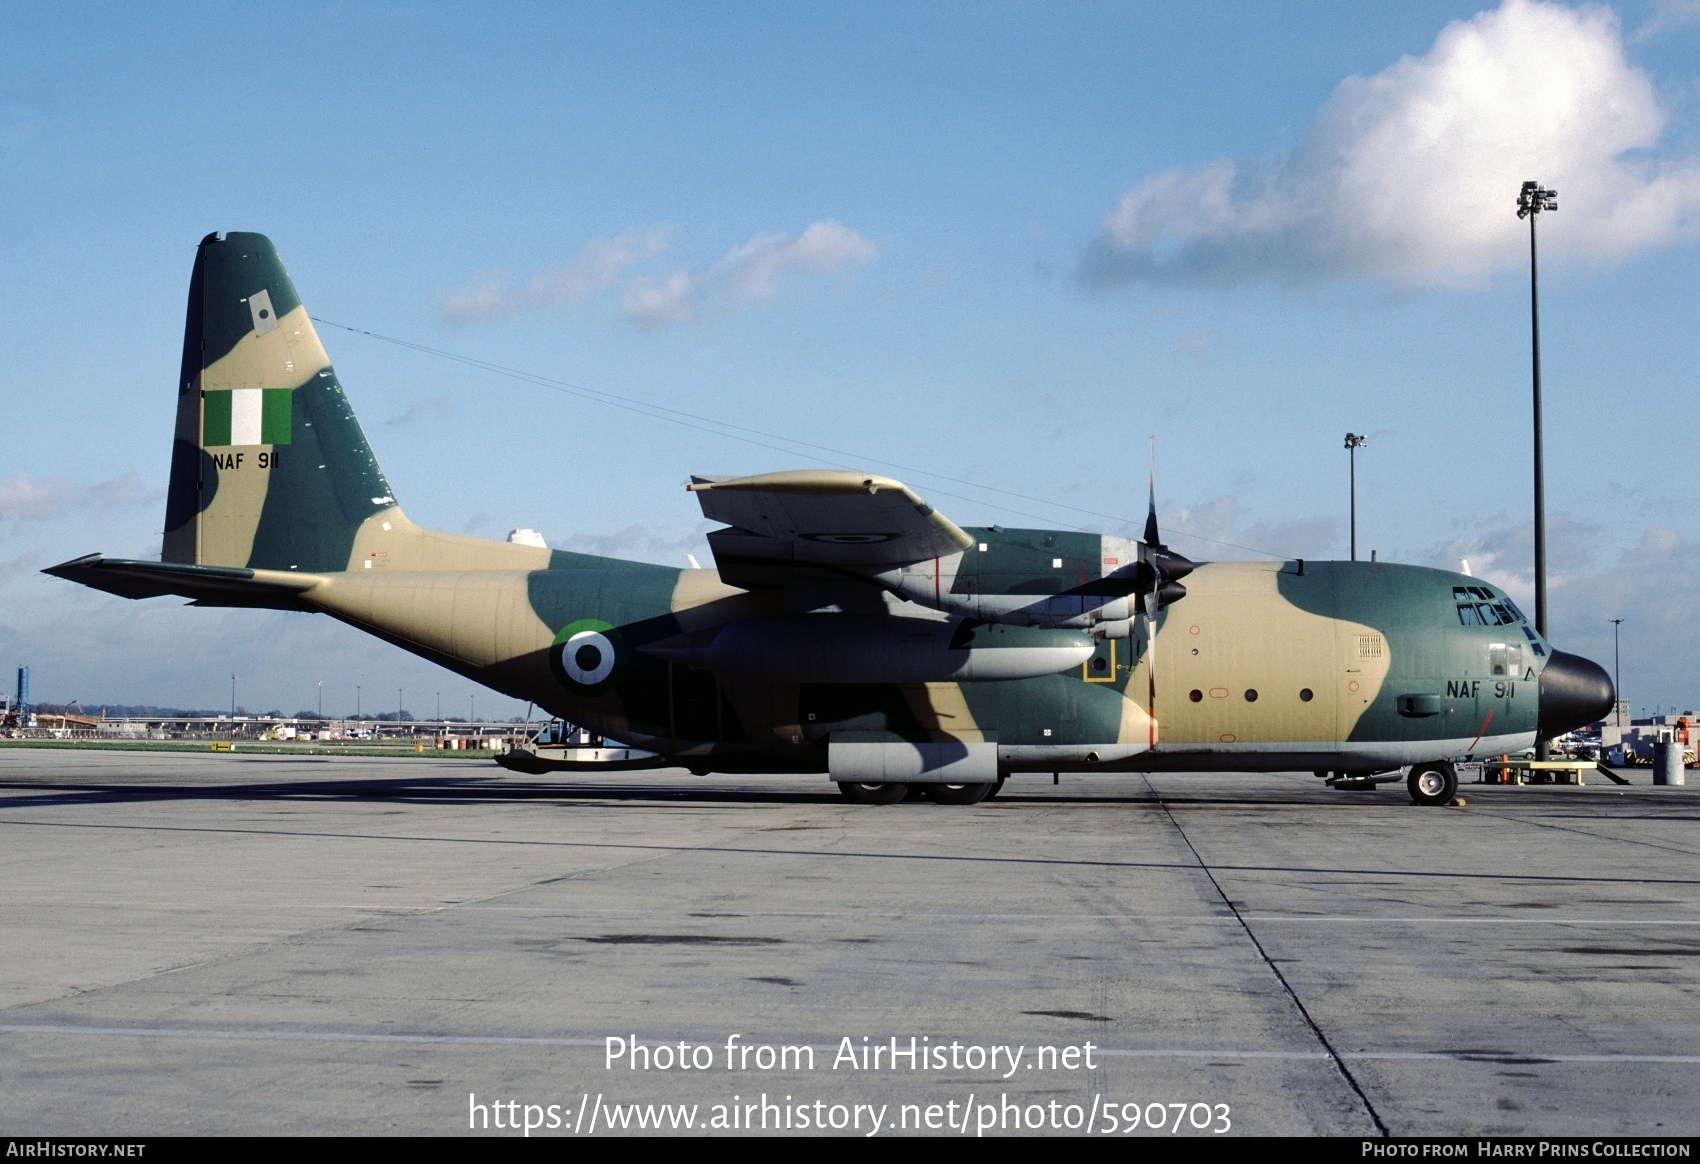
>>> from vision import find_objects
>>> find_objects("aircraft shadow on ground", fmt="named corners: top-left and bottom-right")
top-left (1, 777), bottom-right (1698, 887)
top-left (0, 773), bottom-right (1688, 814)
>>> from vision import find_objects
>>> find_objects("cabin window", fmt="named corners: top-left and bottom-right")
top-left (1489, 642), bottom-right (1525, 677)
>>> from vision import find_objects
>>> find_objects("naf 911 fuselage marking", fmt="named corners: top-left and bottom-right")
top-left (46, 233), bottom-right (1616, 807)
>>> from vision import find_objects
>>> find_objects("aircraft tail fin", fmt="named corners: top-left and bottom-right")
top-left (162, 232), bottom-right (397, 572)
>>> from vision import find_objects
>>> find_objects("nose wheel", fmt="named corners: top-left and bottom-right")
top-left (1407, 762), bottom-right (1458, 806)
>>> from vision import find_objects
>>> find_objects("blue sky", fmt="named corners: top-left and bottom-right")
top-left (3, 0), bottom-right (1697, 718)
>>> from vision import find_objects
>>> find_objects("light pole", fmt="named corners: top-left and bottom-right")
top-left (1610, 618), bottom-right (1624, 727)
top-left (436, 691), bottom-right (442, 725)
top-left (398, 688), bottom-right (403, 738)
top-left (1517, 180), bottom-right (1557, 638)
top-left (317, 680), bottom-right (323, 721)
top-left (230, 673), bottom-right (236, 734)
top-left (356, 685), bottom-right (362, 723)
top-left (1518, 180), bottom-right (1557, 761)
top-left (1344, 433), bottom-right (1368, 561)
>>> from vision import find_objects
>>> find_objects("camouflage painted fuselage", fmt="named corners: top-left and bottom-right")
top-left (50, 232), bottom-right (1599, 779)
top-left (293, 545), bottom-right (1545, 774)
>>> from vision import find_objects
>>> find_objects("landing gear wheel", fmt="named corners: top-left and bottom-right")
top-left (1407, 762), bottom-right (1457, 806)
top-left (837, 782), bottom-right (909, 805)
top-left (982, 776), bottom-right (1008, 801)
top-left (921, 782), bottom-right (995, 805)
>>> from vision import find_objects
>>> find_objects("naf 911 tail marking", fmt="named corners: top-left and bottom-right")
top-left (45, 232), bottom-right (1617, 807)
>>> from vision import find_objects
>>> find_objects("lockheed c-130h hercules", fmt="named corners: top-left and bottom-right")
top-left (46, 232), bottom-right (1616, 806)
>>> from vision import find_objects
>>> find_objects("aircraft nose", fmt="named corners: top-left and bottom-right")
top-left (1537, 650), bottom-right (1615, 741)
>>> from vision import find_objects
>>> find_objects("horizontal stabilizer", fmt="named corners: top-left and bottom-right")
top-left (43, 554), bottom-right (326, 609)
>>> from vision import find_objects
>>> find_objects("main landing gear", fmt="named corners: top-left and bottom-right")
top-left (836, 782), bottom-right (910, 805)
top-left (835, 779), bottom-right (1004, 806)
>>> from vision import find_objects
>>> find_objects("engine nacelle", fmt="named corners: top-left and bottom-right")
top-left (641, 615), bottom-right (1096, 683)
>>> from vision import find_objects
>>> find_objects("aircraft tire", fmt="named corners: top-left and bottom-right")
top-left (921, 782), bottom-right (996, 806)
top-left (837, 782), bottom-right (910, 805)
top-left (982, 776), bottom-right (1008, 801)
top-left (1407, 762), bottom-right (1457, 806)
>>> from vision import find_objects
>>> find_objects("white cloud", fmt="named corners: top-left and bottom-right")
top-left (1163, 496), bottom-right (1339, 560)
top-left (560, 521), bottom-right (715, 563)
top-left (1083, 0), bottom-right (1700, 289)
top-left (1633, 0), bottom-right (1700, 40)
top-left (442, 228), bottom-right (669, 323)
top-left (0, 472), bottom-right (154, 522)
top-left (622, 221), bottom-right (880, 330)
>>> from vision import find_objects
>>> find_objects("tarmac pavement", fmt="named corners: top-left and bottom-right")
top-left (1, 747), bottom-right (1696, 1137)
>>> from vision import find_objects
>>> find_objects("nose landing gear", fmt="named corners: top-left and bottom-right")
top-left (1407, 761), bottom-right (1458, 806)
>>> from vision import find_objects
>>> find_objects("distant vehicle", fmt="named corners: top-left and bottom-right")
top-left (47, 232), bottom-right (1617, 807)
top-left (497, 719), bottom-right (666, 774)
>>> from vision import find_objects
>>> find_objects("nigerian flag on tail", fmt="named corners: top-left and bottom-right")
top-left (203, 388), bottom-right (293, 446)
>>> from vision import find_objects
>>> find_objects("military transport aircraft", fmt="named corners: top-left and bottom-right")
top-left (46, 232), bottom-right (1615, 806)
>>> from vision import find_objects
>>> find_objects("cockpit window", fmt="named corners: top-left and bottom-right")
top-left (1503, 598), bottom-right (1528, 623)
top-left (1476, 603), bottom-right (1503, 626)
top-left (1457, 604), bottom-right (1483, 626)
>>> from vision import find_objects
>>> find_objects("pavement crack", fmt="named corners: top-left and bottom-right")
top-left (1143, 777), bottom-right (1389, 1137)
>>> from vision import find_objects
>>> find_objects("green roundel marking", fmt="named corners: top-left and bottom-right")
top-left (550, 618), bottom-right (622, 694)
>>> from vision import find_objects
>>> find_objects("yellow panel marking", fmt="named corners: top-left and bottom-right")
top-left (1083, 638), bottom-right (1117, 683)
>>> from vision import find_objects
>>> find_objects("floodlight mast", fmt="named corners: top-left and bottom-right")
top-left (1516, 180), bottom-right (1557, 638)
top-left (1344, 433), bottom-right (1368, 561)
top-left (1517, 179), bottom-right (1557, 761)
